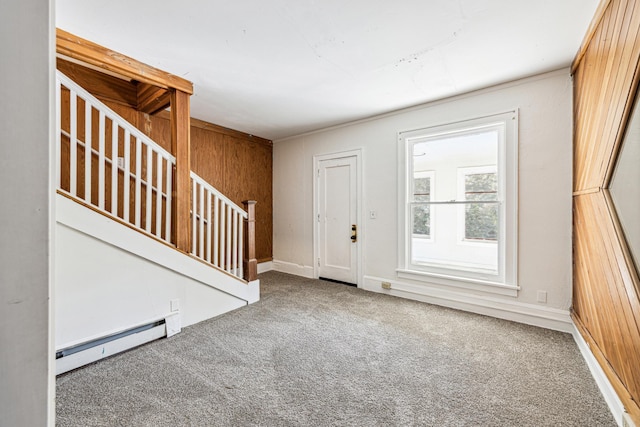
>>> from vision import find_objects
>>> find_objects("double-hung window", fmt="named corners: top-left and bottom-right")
top-left (398, 111), bottom-right (518, 295)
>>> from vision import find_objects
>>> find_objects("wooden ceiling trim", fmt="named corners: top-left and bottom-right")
top-left (56, 28), bottom-right (193, 95)
top-left (190, 117), bottom-right (273, 147)
top-left (156, 111), bottom-right (272, 147)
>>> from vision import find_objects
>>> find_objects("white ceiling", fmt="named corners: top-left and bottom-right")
top-left (56, 0), bottom-right (599, 141)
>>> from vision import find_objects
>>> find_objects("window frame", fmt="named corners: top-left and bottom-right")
top-left (397, 111), bottom-right (519, 296)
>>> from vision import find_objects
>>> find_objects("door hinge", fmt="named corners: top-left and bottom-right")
top-left (317, 169), bottom-right (320, 178)
top-left (317, 214), bottom-right (320, 222)
top-left (317, 257), bottom-right (320, 267)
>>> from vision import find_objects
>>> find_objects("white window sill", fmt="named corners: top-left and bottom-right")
top-left (396, 268), bottom-right (519, 297)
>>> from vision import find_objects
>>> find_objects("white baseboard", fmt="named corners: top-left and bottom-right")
top-left (362, 275), bottom-right (573, 332)
top-left (272, 259), bottom-right (315, 278)
top-left (258, 261), bottom-right (274, 274)
top-left (571, 325), bottom-right (625, 427)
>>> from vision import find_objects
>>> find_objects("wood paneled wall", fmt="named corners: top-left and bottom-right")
top-left (137, 109), bottom-right (272, 263)
top-left (58, 90), bottom-right (171, 239)
top-left (185, 117), bottom-right (273, 263)
top-left (58, 60), bottom-right (273, 263)
top-left (573, 0), bottom-right (640, 423)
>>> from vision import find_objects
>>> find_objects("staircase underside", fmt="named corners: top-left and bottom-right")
top-left (56, 193), bottom-right (259, 357)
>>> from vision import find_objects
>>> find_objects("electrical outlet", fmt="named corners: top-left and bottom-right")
top-left (381, 281), bottom-right (391, 290)
top-left (170, 299), bottom-right (180, 312)
top-left (537, 291), bottom-right (547, 303)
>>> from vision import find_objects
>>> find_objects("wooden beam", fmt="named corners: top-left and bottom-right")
top-left (56, 58), bottom-right (138, 108)
top-left (137, 83), bottom-right (171, 115)
top-left (170, 89), bottom-right (192, 252)
top-left (56, 28), bottom-right (193, 94)
top-left (243, 200), bottom-right (258, 282)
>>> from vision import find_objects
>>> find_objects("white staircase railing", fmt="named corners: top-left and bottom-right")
top-left (56, 70), bottom-right (253, 282)
top-left (191, 172), bottom-right (246, 279)
top-left (56, 71), bottom-right (175, 244)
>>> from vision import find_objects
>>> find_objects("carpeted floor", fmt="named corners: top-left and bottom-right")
top-left (56, 271), bottom-right (615, 426)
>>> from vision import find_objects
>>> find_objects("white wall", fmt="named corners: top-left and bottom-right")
top-left (55, 224), bottom-right (247, 349)
top-left (0, 0), bottom-right (54, 424)
top-left (273, 69), bottom-right (573, 330)
top-left (55, 196), bottom-right (251, 349)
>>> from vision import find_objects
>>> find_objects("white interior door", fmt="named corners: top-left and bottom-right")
top-left (318, 156), bottom-right (358, 285)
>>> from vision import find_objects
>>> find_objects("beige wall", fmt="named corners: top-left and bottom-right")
top-left (273, 69), bottom-right (573, 330)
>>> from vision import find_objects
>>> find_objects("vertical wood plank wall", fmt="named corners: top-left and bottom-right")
top-left (58, 60), bottom-right (273, 263)
top-left (573, 0), bottom-right (640, 422)
top-left (145, 113), bottom-right (273, 263)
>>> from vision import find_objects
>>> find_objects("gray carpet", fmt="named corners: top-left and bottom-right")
top-left (56, 271), bottom-right (615, 426)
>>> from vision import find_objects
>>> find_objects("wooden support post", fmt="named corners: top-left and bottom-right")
top-left (243, 200), bottom-right (258, 282)
top-left (171, 89), bottom-right (191, 252)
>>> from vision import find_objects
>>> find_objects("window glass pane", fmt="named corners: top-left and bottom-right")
top-left (412, 172), bottom-right (432, 237)
top-left (465, 173), bottom-right (497, 200)
top-left (413, 176), bottom-right (430, 201)
top-left (410, 126), bottom-right (499, 275)
top-left (411, 203), bottom-right (498, 274)
top-left (465, 172), bottom-right (497, 241)
top-left (465, 203), bottom-right (498, 241)
top-left (412, 205), bottom-right (430, 236)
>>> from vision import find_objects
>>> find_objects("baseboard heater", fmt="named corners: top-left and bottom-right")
top-left (56, 313), bottom-right (180, 375)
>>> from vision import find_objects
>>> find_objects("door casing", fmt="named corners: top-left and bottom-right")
top-left (313, 149), bottom-right (363, 287)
